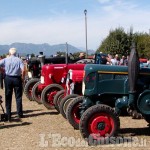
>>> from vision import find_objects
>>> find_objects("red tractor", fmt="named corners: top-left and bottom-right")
top-left (31, 63), bottom-right (86, 109)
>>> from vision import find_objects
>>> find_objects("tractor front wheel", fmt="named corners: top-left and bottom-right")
top-left (32, 81), bottom-right (42, 104)
top-left (53, 90), bottom-right (65, 112)
top-left (66, 96), bottom-right (83, 130)
top-left (59, 94), bottom-right (79, 119)
top-left (79, 104), bottom-right (120, 145)
top-left (41, 84), bottom-right (64, 109)
top-left (24, 78), bottom-right (40, 101)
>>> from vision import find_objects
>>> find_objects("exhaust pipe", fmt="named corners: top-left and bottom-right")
top-left (38, 51), bottom-right (45, 67)
top-left (128, 43), bottom-right (139, 106)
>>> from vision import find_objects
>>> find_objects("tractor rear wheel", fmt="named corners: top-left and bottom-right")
top-left (59, 94), bottom-right (79, 119)
top-left (53, 90), bottom-right (65, 112)
top-left (41, 84), bottom-right (64, 109)
top-left (32, 81), bottom-right (42, 104)
top-left (79, 104), bottom-right (120, 145)
top-left (66, 96), bottom-right (83, 130)
top-left (24, 78), bottom-right (40, 101)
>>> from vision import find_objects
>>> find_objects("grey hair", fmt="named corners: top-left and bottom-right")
top-left (9, 48), bottom-right (17, 55)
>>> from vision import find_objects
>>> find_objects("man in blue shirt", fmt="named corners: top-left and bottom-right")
top-left (0, 48), bottom-right (25, 122)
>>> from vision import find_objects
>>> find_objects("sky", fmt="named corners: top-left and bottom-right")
top-left (0, 0), bottom-right (150, 51)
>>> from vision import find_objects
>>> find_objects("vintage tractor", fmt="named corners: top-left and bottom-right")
top-left (78, 44), bottom-right (150, 144)
top-left (31, 63), bottom-right (86, 109)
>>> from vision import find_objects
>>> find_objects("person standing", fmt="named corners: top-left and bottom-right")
top-left (119, 55), bottom-right (126, 66)
top-left (0, 48), bottom-right (25, 121)
top-left (111, 54), bottom-right (120, 65)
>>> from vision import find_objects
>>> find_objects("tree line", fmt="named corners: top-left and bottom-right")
top-left (97, 27), bottom-right (150, 58)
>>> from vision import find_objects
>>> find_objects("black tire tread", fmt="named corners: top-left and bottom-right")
top-left (41, 84), bottom-right (64, 109)
top-left (79, 104), bottom-right (120, 144)
top-left (59, 94), bottom-right (79, 119)
top-left (32, 81), bottom-right (42, 104)
top-left (53, 90), bottom-right (65, 112)
top-left (66, 96), bottom-right (83, 130)
top-left (24, 78), bottom-right (40, 101)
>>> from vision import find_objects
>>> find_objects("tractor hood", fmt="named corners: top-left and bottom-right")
top-left (83, 64), bottom-right (150, 97)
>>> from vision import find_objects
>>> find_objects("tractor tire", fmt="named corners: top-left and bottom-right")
top-left (53, 90), bottom-right (65, 112)
top-left (24, 78), bottom-right (40, 101)
top-left (41, 84), bottom-right (64, 109)
top-left (66, 96), bottom-right (83, 130)
top-left (32, 81), bottom-right (42, 104)
top-left (59, 94), bottom-right (79, 119)
top-left (23, 75), bottom-right (30, 88)
top-left (79, 104), bottom-right (120, 145)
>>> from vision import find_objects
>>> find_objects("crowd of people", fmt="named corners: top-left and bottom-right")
top-left (94, 52), bottom-right (129, 66)
top-left (96, 52), bottom-right (150, 67)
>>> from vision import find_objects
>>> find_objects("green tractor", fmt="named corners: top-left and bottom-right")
top-left (79, 44), bottom-right (150, 144)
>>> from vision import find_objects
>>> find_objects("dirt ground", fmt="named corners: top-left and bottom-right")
top-left (0, 90), bottom-right (150, 150)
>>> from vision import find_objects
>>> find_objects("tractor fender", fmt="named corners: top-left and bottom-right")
top-left (137, 90), bottom-right (150, 115)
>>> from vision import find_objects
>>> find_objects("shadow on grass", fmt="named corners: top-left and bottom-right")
top-left (11, 109), bottom-right (43, 115)
top-left (22, 111), bottom-right (59, 118)
top-left (120, 126), bottom-right (150, 136)
top-left (0, 122), bottom-right (32, 129)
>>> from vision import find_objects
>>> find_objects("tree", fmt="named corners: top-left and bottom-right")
top-left (97, 27), bottom-right (130, 56)
top-left (133, 32), bottom-right (150, 58)
top-left (97, 27), bottom-right (150, 58)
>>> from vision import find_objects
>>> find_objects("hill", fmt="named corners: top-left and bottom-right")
top-left (0, 43), bottom-right (88, 56)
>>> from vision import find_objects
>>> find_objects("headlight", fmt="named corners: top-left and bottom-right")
top-left (82, 81), bottom-right (85, 95)
top-left (41, 76), bottom-right (44, 84)
top-left (28, 72), bottom-right (32, 78)
top-left (61, 77), bottom-right (65, 83)
top-left (49, 74), bottom-right (52, 79)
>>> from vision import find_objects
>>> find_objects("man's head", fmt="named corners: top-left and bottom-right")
top-left (9, 48), bottom-right (17, 55)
